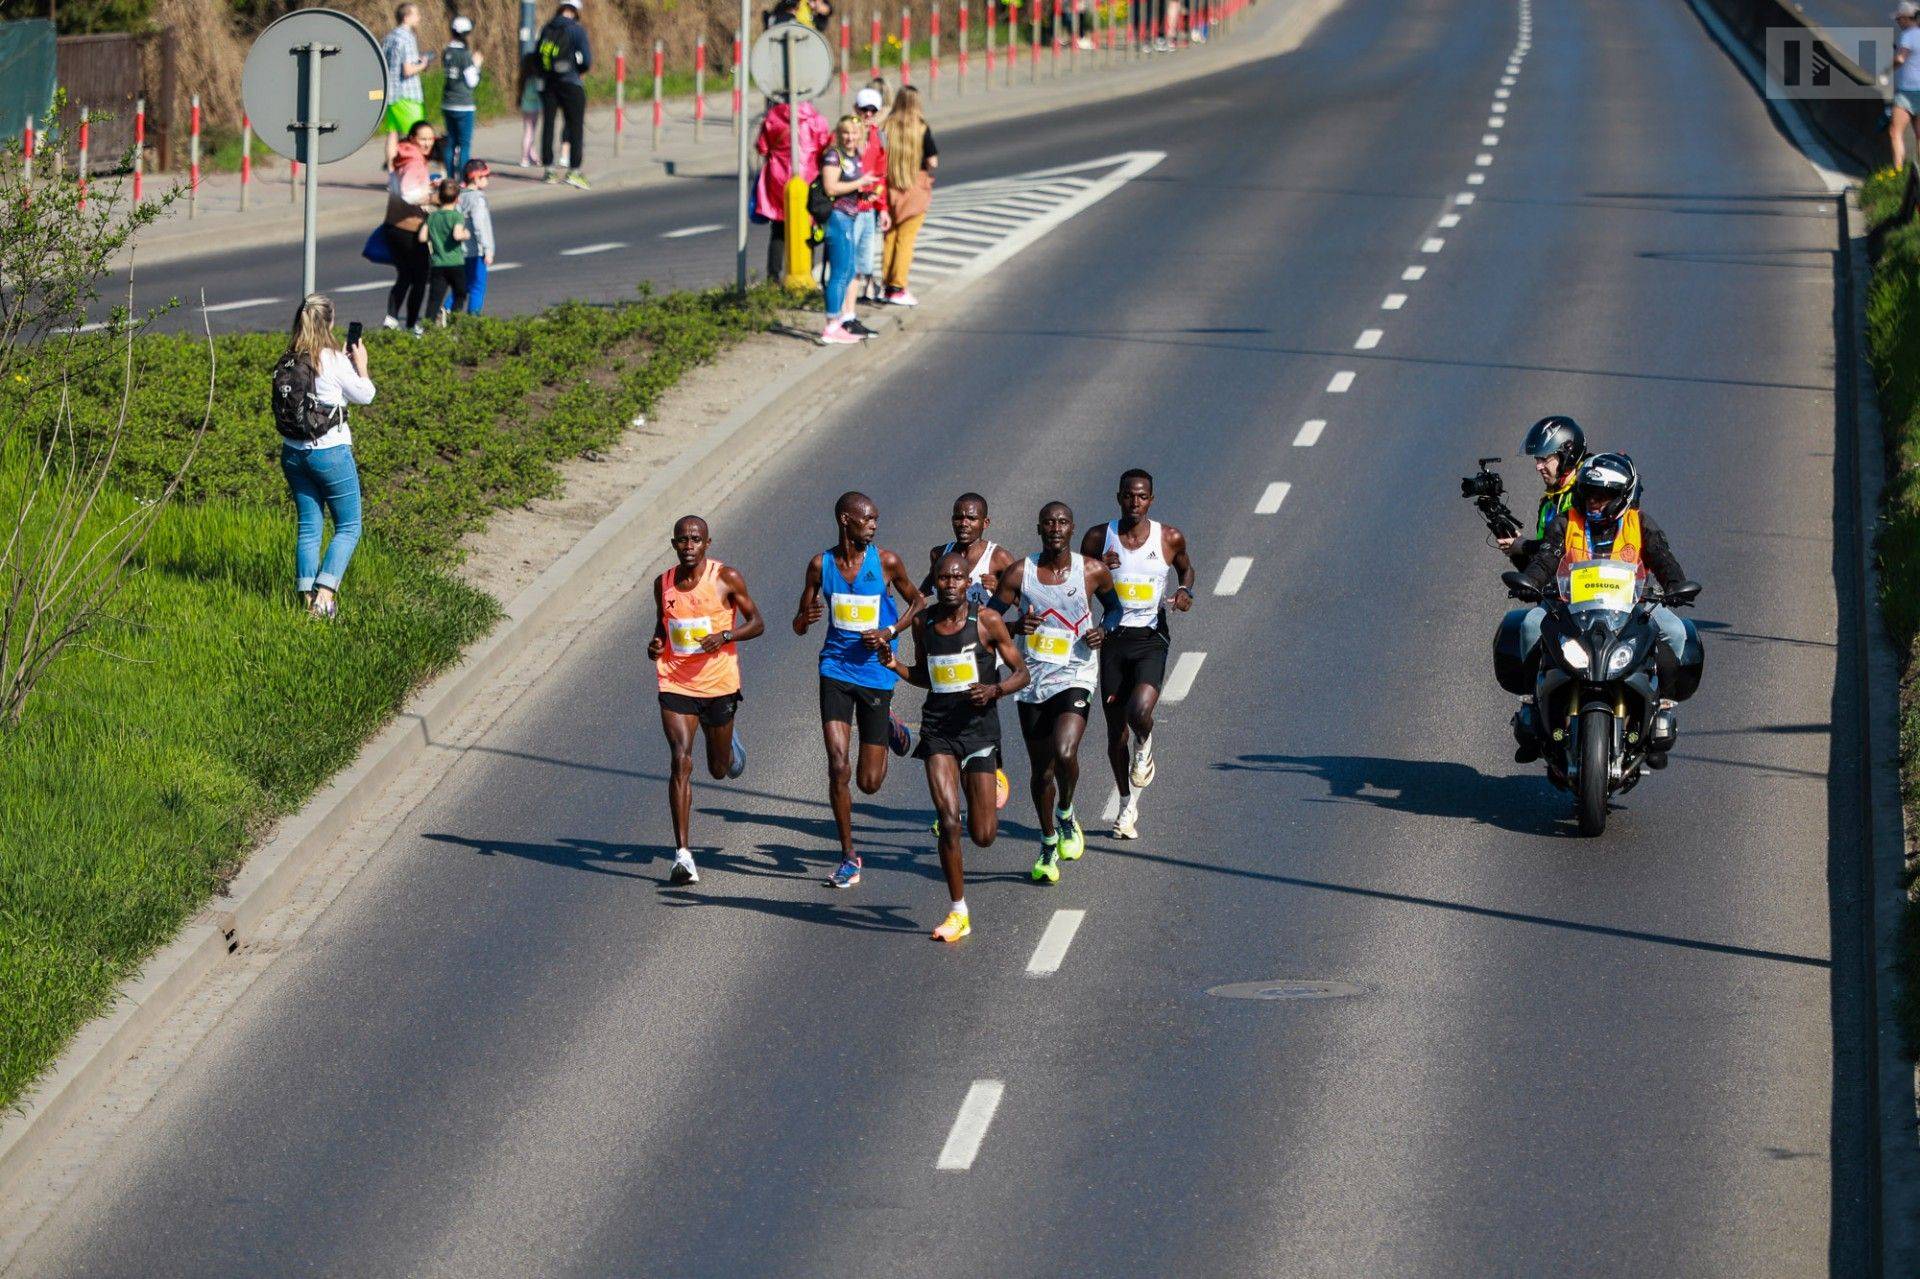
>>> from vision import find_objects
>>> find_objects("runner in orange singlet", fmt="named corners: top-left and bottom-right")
top-left (649, 515), bottom-right (765, 885)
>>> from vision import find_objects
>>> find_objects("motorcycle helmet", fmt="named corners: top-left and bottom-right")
top-left (1573, 453), bottom-right (1638, 524)
top-left (1522, 415), bottom-right (1586, 475)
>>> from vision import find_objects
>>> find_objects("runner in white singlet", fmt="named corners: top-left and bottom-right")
top-left (924, 492), bottom-right (1017, 609)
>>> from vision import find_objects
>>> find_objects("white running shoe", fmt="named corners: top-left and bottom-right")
top-left (1112, 796), bottom-right (1139, 839)
top-left (1129, 734), bottom-right (1156, 789)
top-left (670, 850), bottom-right (699, 885)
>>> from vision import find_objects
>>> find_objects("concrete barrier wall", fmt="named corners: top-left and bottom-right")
top-left (1700, 0), bottom-right (1888, 173)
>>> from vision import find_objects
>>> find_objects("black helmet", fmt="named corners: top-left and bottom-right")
top-left (1573, 453), bottom-right (1637, 524)
top-left (1522, 415), bottom-right (1586, 474)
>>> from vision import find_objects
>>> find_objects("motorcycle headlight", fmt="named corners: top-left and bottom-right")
top-left (1606, 644), bottom-right (1637, 676)
top-left (1559, 636), bottom-right (1590, 671)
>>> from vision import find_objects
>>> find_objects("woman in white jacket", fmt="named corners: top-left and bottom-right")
top-left (279, 295), bottom-right (375, 620)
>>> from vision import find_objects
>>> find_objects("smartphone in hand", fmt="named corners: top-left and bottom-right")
top-left (346, 320), bottom-right (363, 350)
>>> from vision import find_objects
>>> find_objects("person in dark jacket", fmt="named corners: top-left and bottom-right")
top-left (537, 0), bottom-right (593, 189)
top-left (1497, 414), bottom-right (1590, 570)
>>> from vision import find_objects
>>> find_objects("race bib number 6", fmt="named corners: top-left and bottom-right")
top-left (830, 592), bottom-right (882, 632)
top-left (929, 652), bottom-right (979, 693)
top-left (1114, 572), bottom-right (1159, 605)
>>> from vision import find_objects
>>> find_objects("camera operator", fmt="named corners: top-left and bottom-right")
top-left (1496, 415), bottom-right (1589, 569)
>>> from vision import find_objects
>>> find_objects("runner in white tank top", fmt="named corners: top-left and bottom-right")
top-left (1079, 470), bottom-right (1195, 840)
top-left (997, 503), bottom-right (1119, 882)
top-left (925, 493), bottom-right (1016, 609)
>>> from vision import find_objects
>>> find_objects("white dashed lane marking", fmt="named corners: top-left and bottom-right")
top-left (335, 280), bottom-right (390, 294)
top-left (1403, 265), bottom-right (1427, 280)
top-left (937, 1082), bottom-right (1005, 1171)
top-left (1382, 293), bottom-right (1407, 309)
top-left (1025, 910), bottom-right (1086, 976)
top-left (1456, 193), bottom-right (1475, 205)
top-left (202, 296), bottom-right (281, 313)
top-left (1422, 238), bottom-right (1446, 253)
top-left (1468, 172), bottom-right (1486, 184)
top-left (1161, 652), bottom-right (1207, 704)
top-left (1294, 419), bottom-right (1326, 446)
top-left (1355, 329), bottom-right (1382, 350)
top-left (661, 223), bottom-right (724, 238)
top-left (1327, 371), bottom-right (1355, 392)
top-left (1214, 557), bottom-right (1253, 595)
top-left (1439, 213), bottom-right (1461, 228)
top-left (1101, 790), bottom-right (1121, 822)
top-left (1483, 134), bottom-right (1500, 146)
top-left (560, 242), bottom-right (627, 256)
top-left (1477, 154), bottom-right (1495, 166)
top-left (1255, 481), bottom-right (1291, 514)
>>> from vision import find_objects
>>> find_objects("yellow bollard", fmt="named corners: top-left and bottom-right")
top-left (784, 177), bottom-right (814, 290)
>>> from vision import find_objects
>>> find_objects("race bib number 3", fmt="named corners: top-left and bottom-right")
top-left (667, 615), bottom-right (713, 656)
top-left (929, 652), bottom-right (979, 693)
top-left (830, 592), bottom-right (882, 632)
top-left (1114, 572), bottom-right (1160, 605)
top-left (1027, 625), bottom-right (1074, 665)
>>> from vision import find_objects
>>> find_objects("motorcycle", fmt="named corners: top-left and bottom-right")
top-left (1497, 560), bottom-right (1700, 835)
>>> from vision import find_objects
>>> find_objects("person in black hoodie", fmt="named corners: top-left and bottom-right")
top-left (537, 0), bottom-right (593, 189)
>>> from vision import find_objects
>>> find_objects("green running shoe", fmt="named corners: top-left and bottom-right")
top-left (1058, 815), bottom-right (1085, 861)
top-left (1031, 841), bottom-right (1061, 884)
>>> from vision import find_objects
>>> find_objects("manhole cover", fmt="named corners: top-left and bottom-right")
top-left (1206, 979), bottom-right (1364, 1002)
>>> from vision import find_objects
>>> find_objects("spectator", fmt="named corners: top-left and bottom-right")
top-left (881, 85), bottom-right (937, 307)
top-left (1893, 3), bottom-right (1920, 170)
top-left (818, 113), bottom-right (881, 345)
top-left (518, 45), bottom-right (545, 167)
top-left (852, 88), bottom-right (887, 310)
top-left (441, 14), bottom-right (484, 179)
top-left (753, 94), bottom-right (833, 280)
top-left (383, 119), bottom-right (438, 335)
top-left (420, 177), bottom-right (472, 324)
top-left (537, 0), bottom-right (593, 189)
top-left (380, 3), bottom-right (432, 172)
top-left (274, 295), bottom-right (373, 621)
top-left (453, 160), bottom-right (496, 315)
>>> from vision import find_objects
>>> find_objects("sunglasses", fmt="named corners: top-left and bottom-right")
top-left (857, 106), bottom-right (880, 114)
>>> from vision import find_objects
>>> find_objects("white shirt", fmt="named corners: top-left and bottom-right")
top-left (291, 347), bottom-right (375, 452)
top-left (1899, 27), bottom-right (1920, 92)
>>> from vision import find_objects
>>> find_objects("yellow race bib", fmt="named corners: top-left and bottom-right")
top-left (1026, 625), bottom-right (1074, 665)
top-left (1113, 572), bottom-right (1160, 605)
top-left (929, 652), bottom-right (979, 693)
top-left (830, 592), bottom-right (882, 632)
top-left (666, 615), bottom-right (713, 656)
top-left (1567, 561), bottom-right (1637, 611)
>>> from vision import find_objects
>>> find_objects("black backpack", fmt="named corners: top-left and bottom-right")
top-left (270, 352), bottom-right (344, 442)
top-left (806, 170), bottom-right (834, 226)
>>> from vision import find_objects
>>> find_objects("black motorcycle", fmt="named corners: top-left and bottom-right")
top-left (1496, 560), bottom-right (1700, 835)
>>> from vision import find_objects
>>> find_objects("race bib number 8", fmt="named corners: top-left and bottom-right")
top-left (1114, 572), bottom-right (1160, 605)
top-left (830, 592), bottom-right (882, 632)
top-left (929, 652), bottom-right (979, 693)
top-left (1568, 562), bottom-right (1637, 611)
top-left (1027, 625), bottom-right (1074, 665)
top-left (667, 615), bottom-right (713, 656)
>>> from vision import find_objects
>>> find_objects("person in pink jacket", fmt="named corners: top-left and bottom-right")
top-left (755, 98), bottom-right (833, 280)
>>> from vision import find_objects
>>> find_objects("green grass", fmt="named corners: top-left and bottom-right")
top-left (1860, 166), bottom-right (1920, 1055)
top-left (0, 284), bottom-right (783, 1108)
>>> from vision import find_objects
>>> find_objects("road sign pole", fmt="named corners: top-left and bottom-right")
top-left (301, 43), bottom-right (323, 298)
top-left (737, 0), bottom-right (750, 291)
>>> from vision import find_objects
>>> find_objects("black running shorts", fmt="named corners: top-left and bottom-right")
top-left (819, 675), bottom-right (895, 746)
top-left (1099, 625), bottom-right (1170, 707)
top-left (915, 730), bottom-right (1001, 774)
top-left (659, 690), bottom-right (741, 728)
top-left (1018, 688), bottom-right (1092, 741)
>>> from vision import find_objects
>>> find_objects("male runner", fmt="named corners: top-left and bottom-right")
top-left (925, 492), bottom-right (1018, 607)
top-left (994, 502), bottom-right (1117, 883)
top-left (879, 552), bottom-right (1030, 940)
top-left (648, 516), bottom-right (765, 885)
top-left (794, 492), bottom-right (925, 889)
top-left (1079, 468), bottom-right (1195, 840)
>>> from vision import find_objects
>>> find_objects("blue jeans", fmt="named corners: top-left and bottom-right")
top-left (851, 209), bottom-right (879, 279)
top-left (442, 109), bottom-right (475, 179)
top-left (443, 256), bottom-right (489, 315)
top-left (824, 209), bottom-right (856, 317)
top-left (281, 442), bottom-right (363, 593)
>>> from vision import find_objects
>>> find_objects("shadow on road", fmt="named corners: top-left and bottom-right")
top-left (1217, 752), bottom-right (1567, 837)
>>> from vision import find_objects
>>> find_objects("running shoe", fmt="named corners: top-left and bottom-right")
top-left (669, 850), bottom-right (699, 885)
top-left (1058, 815), bottom-right (1085, 861)
top-left (1129, 734), bottom-right (1156, 789)
top-left (888, 713), bottom-right (913, 757)
top-left (827, 856), bottom-right (862, 889)
top-left (728, 732), bottom-right (748, 779)
top-left (843, 317), bottom-right (879, 339)
top-left (819, 321), bottom-right (861, 346)
top-left (995, 768), bottom-right (1010, 810)
top-left (1031, 841), bottom-right (1061, 884)
top-left (885, 288), bottom-right (920, 307)
top-left (381, 314), bottom-right (403, 330)
top-left (931, 909), bottom-right (972, 942)
top-left (564, 171), bottom-right (591, 190)
top-left (1112, 797), bottom-right (1139, 840)
top-left (542, 168), bottom-right (559, 184)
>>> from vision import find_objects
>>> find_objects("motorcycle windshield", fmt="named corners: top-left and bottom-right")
top-left (1558, 558), bottom-right (1643, 616)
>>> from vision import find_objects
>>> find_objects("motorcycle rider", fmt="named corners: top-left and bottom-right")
top-left (1505, 453), bottom-right (1702, 767)
top-left (1496, 415), bottom-right (1589, 570)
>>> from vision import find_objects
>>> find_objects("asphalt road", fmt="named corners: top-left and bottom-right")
top-left (14, 0), bottom-right (1870, 1273)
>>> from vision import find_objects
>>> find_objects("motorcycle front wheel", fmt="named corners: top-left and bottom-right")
top-left (1577, 705), bottom-right (1610, 836)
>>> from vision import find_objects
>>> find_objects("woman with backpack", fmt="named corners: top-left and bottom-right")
top-left (273, 295), bottom-right (375, 620)
top-left (817, 113), bottom-right (881, 345)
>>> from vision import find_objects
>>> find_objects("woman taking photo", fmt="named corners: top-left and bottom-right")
top-left (273, 295), bottom-right (374, 620)
top-left (881, 86), bottom-right (938, 307)
top-left (817, 113), bottom-right (881, 345)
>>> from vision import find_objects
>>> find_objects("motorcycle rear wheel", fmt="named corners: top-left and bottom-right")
top-left (1577, 705), bottom-right (1611, 836)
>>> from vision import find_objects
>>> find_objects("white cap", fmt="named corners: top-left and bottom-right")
top-left (1898, 1), bottom-right (1919, 17)
top-left (854, 87), bottom-right (883, 110)
top-left (450, 14), bottom-right (473, 33)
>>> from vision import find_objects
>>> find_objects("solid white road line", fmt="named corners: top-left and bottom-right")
top-left (1382, 293), bottom-right (1407, 310)
top-left (661, 223), bottom-right (724, 238)
top-left (559, 241), bottom-right (627, 256)
top-left (1402, 265), bottom-right (1427, 281)
top-left (1025, 910), bottom-right (1087, 977)
top-left (1294, 419), bottom-right (1326, 446)
top-left (1255, 481), bottom-right (1291, 514)
top-left (1162, 652), bottom-right (1207, 704)
top-left (1438, 214), bottom-right (1460, 228)
top-left (1354, 329), bottom-right (1382, 350)
top-left (202, 296), bottom-right (281, 313)
top-left (1422, 238), bottom-right (1445, 253)
top-left (937, 1082), bottom-right (1006, 1170)
top-left (1214, 556), bottom-right (1253, 595)
top-left (1327, 371), bottom-right (1355, 393)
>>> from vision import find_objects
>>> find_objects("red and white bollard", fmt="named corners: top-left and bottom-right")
top-left (188, 93), bottom-right (201, 219)
top-left (871, 11), bottom-right (882, 78)
top-left (959, 2), bottom-right (970, 93)
top-left (77, 105), bottom-right (89, 210)
top-left (133, 97), bottom-right (145, 202)
top-left (930, 5), bottom-right (940, 98)
top-left (240, 111), bottom-right (253, 211)
top-left (839, 20), bottom-right (851, 108)
top-left (1050, 0), bottom-right (1061, 74)
top-left (21, 115), bottom-right (33, 191)
top-left (615, 48), bottom-right (627, 155)
top-left (651, 41), bottom-right (664, 151)
top-left (901, 8), bottom-right (912, 84)
top-left (733, 29), bottom-right (744, 136)
top-left (695, 35), bottom-right (707, 141)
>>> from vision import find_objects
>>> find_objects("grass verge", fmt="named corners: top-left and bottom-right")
top-left (0, 284), bottom-right (783, 1109)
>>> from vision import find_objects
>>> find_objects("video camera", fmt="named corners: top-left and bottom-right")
top-left (1460, 457), bottom-right (1523, 542)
